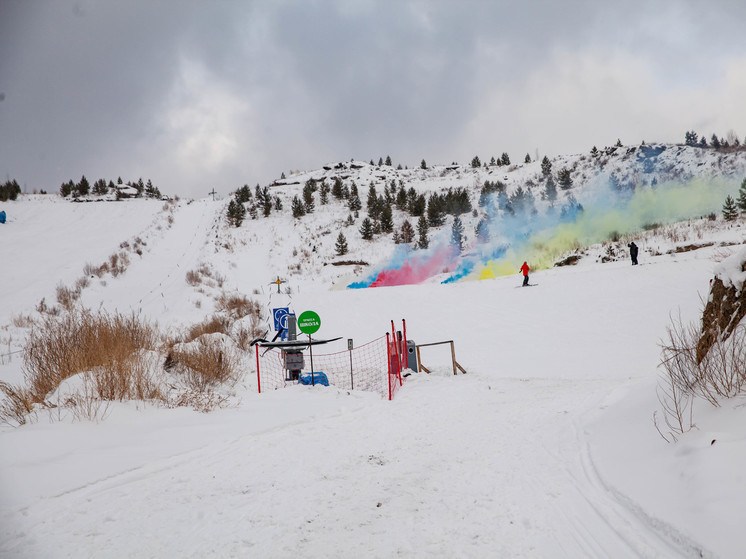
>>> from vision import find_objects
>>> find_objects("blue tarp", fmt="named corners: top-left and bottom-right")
top-left (0, 211), bottom-right (5, 224)
top-left (298, 372), bottom-right (329, 386)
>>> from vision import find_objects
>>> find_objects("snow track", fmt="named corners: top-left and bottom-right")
top-left (0, 376), bottom-right (705, 558)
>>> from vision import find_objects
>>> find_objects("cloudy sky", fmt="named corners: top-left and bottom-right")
top-left (2, 0), bottom-right (745, 199)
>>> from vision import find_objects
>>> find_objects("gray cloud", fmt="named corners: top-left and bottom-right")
top-left (1, 0), bottom-right (745, 198)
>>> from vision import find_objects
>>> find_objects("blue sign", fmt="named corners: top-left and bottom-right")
top-left (272, 307), bottom-right (289, 340)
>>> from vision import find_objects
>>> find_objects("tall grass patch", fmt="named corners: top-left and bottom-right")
top-left (23, 310), bottom-right (159, 402)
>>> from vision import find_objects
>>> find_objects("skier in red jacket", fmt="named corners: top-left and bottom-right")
top-left (520, 261), bottom-right (530, 286)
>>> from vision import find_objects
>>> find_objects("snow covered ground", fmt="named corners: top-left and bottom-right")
top-left (1, 195), bottom-right (745, 558)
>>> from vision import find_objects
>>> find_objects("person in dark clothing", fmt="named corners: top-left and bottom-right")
top-left (520, 261), bottom-right (530, 286)
top-left (628, 242), bottom-right (639, 265)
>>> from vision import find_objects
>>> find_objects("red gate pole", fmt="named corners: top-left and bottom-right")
top-left (390, 320), bottom-right (401, 378)
top-left (256, 345), bottom-right (262, 394)
top-left (400, 319), bottom-right (407, 386)
top-left (386, 332), bottom-right (392, 401)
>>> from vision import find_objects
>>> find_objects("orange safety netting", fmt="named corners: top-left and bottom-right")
top-left (256, 331), bottom-right (405, 400)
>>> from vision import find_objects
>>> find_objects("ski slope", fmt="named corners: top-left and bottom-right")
top-left (1, 196), bottom-right (744, 558)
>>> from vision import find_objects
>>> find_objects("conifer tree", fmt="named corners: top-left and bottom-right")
top-left (736, 178), bottom-right (746, 212)
top-left (260, 186), bottom-right (273, 216)
top-left (558, 168), bottom-right (573, 190)
top-left (93, 178), bottom-right (108, 195)
top-left (60, 180), bottom-right (73, 197)
top-left (385, 155), bottom-right (392, 166)
top-left (226, 199), bottom-right (246, 227)
top-left (302, 183), bottom-right (315, 213)
top-left (359, 217), bottom-right (374, 240)
top-left (541, 156), bottom-right (552, 176)
top-left (416, 215), bottom-right (429, 249)
top-left (335, 232), bottom-right (349, 256)
top-left (451, 216), bottom-right (464, 253)
top-left (500, 152), bottom-right (510, 166)
top-left (236, 185), bottom-right (252, 204)
top-left (427, 194), bottom-right (445, 227)
top-left (475, 217), bottom-right (490, 243)
top-left (420, 159), bottom-right (427, 169)
top-left (471, 156), bottom-right (481, 168)
top-left (524, 153), bottom-right (531, 164)
top-left (366, 183), bottom-right (378, 213)
top-left (400, 219), bottom-right (415, 244)
top-left (291, 196), bottom-right (306, 218)
top-left (331, 177), bottom-right (344, 200)
top-left (320, 180), bottom-right (330, 205)
top-left (723, 195), bottom-right (739, 221)
top-left (77, 175), bottom-right (90, 196)
top-left (544, 175), bottom-right (557, 203)
top-left (380, 203), bottom-right (393, 233)
top-left (711, 134), bottom-right (721, 149)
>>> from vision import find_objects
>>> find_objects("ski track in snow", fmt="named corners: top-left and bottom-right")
top-left (0, 377), bottom-right (706, 558)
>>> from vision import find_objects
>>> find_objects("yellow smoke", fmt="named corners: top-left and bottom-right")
top-left (475, 177), bottom-right (738, 279)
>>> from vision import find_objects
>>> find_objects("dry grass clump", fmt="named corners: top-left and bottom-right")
top-left (185, 262), bottom-right (225, 289)
top-left (0, 306), bottom-right (252, 425)
top-left (0, 381), bottom-right (35, 426)
top-left (12, 314), bottom-right (34, 328)
top-left (23, 310), bottom-right (159, 403)
top-left (56, 283), bottom-right (81, 311)
top-left (216, 293), bottom-right (261, 320)
top-left (185, 269), bottom-right (202, 286)
top-left (185, 314), bottom-right (232, 342)
top-left (168, 336), bottom-right (239, 391)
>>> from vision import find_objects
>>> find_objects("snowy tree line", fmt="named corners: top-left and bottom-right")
top-left (58, 175), bottom-right (162, 200)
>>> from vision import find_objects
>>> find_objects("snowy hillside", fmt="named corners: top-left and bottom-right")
top-left (227, 142), bottom-right (746, 290)
top-left (1, 145), bottom-right (746, 557)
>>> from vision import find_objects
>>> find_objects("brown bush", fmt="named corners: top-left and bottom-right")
top-left (169, 336), bottom-right (239, 390)
top-left (185, 315), bottom-right (231, 342)
top-left (216, 293), bottom-right (260, 320)
top-left (23, 310), bottom-right (159, 403)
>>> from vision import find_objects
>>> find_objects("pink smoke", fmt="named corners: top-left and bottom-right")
top-left (369, 244), bottom-right (459, 287)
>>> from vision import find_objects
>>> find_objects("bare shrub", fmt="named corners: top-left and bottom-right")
top-left (169, 336), bottom-right (239, 390)
top-left (12, 314), bottom-right (34, 328)
top-left (75, 276), bottom-right (90, 291)
top-left (0, 381), bottom-right (35, 426)
top-left (23, 310), bottom-right (159, 403)
top-left (657, 314), bottom-right (746, 441)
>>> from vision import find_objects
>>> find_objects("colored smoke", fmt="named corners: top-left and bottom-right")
top-left (348, 176), bottom-right (740, 288)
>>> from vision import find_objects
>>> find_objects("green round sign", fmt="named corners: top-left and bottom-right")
top-left (297, 310), bottom-right (321, 335)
